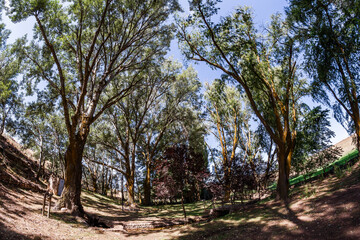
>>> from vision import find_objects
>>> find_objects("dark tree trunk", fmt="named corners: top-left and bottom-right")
top-left (82, 170), bottom-right (90, 191)
top-left (354, 120), bottom-right (360, 153)
top-left (143, 159), bottom-right (151, 206)
top-left (121, 175), bottom-right (124, 209)
top-left (91, 173), bottom-right (98, 193)
top-left (276, 146), bottom-right (292, 202)
top-left (36, 140), bottom-right (44, 180)
top-left (223, 168), bottom-right (231, 202)
top-left (55, 139), bottom-right (86, 216)
top-left (181, 192), bottom-right (186, 220)
top-left (0, 106), bottom-right (6, 135)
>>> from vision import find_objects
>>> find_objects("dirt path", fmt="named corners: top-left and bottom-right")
top-left (0, 183), bottom-right (192, 240)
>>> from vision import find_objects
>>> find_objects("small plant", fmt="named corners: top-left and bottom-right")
top-left (302, 184), bottom-right (316, 198)
top-left (334, 165), bottom-right (344, 179)
top-left (347, 165), bottom-right (352, 173)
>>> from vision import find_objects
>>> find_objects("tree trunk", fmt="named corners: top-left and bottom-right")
top-left (82, 170), bottom-right (90, 191)
top-left (91, 173), bottom-right (98, 193)
top-left (121, 175), bottom-right (124, 210)
top-left (0, 106), bottom-right (6, 135)
top-left (126, 176), bottom-right (135, 206)
top-left (354, 121), bottom-right (360, 153)
top-left (276, 146), bottom-right (292, 202)
top-left (181, 192), bottom-right (187, 220)
top-left (36, 138), bottom-right (44, 180)
top-left (55, 140), bottom-right (86, 216)
top-left (143, 159), bottom-right (151, 206)
top-left (223, 169), bottom-right (231, 202)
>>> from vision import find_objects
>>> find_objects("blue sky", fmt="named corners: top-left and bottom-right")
top-left (172, 0), bottom-right (349, 145)
top-left (3, 0), bottom-right (349, 145)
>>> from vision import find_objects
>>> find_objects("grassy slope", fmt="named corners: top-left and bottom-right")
top-left (175, 161), bottom-right (360, 240)
top-left (269, 149), bottom-right (359, 190)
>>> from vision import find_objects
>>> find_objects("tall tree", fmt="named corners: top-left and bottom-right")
top-left (0, 26), bottom-right (22, 135)
top-left (99, 61), bottom-right (201, 205)
top-left (177, 2), bottom-right (308, 200)
top-left (153, 144), bottom-right (208, 219)
top-left (291, 106), bottom-right (340, 175)
top-left (204, 79), bottom-right (250, 202)
top-left (286, 0), bottom-right (360, 151)
top-left (138, 62), bottom-right (202, 205)
top-left (9, 0), bottom-right (179, 215)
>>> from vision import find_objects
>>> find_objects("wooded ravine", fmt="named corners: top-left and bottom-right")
top-left (1, 0), bottom-right (360, 239)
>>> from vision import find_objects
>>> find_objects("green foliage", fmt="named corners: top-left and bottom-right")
top-left (177, 0), bottom-right (312, 200)
top-left (270, 149), bottom-right (359, 189)
top-left (292, 106), bottom-right (338, 175)
top-left (334, 165), bottom-right (345, 179)
top-left (8, 0), bottom-right (180, 138)
top-left (302, 183), bottom-right (316, 198)
top-left (0, 14), bottom-right (22, 135)
top-left (286, 0), bottom-right (360, 141)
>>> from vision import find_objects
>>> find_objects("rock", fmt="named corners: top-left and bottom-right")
top-left (209, 208), bottom-right (230, 218)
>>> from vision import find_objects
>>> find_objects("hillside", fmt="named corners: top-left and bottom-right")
top-left (334, 134), bottom-right (356, 157)
top-left (1, 134), bottom-right (360, 239)
top-left (0, 134), bottom-right (45, 192)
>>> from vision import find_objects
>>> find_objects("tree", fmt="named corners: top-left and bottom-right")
top-left (153, 144), bottom-right (208, 219)
top-left (18, 101), bottom-right (68, 179)
top-left (99, 60), bottom-right (201, 205)
top-left (9, 0), bottom-right (179, 215)
top-left (177, 2), bottom-right (308, 201)
top-left (138, 62), bottom-right (202, 205)
top-left (0, 26), bottom-right (22, 135)
top-left (292, 106), bottom-right (341, 175)
top-left (286, 0), bottom-right (360, 151)
top-left (18, 103), bottom-right (51, 179)
top-left (204, 79), bottom-right (251, 202)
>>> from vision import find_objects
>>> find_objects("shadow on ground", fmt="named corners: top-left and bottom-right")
top-left (172, 167), bottom-right (360, 240)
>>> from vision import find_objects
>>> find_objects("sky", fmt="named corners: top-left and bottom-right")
top-left (2, 0), bottom-right (349, 145)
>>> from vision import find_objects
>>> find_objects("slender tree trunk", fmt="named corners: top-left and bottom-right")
top-left (83, 170), bottom-right (90, 191)
top-left (91, 173), bottom-right (98, 193)
top-left (0, 105), bottom-right (6, 135)
top-left (195, 180), bottom-right (201, 201)
top-left (181, 192), bottom-right (187, 220)
top-left (121, 175), bottom-right (124, 210)
top-left (55, 139), bottom-right (86, 216)
top-left (101, 165), bottom-right (106, 195)
top-left (109, 171), bottom-right (113, 198)
top-left (36, 137), bottom-right (44, 180)
top-left (143, 158), bottom-right (151, 206)
top-left (354, 120), bottom-right (360, 153)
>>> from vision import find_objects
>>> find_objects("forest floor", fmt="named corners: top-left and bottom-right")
top-left (1, 135), bottom-right (360, 239)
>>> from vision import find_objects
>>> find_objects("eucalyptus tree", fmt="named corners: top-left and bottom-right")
top-left (17, 100), bottom-right (68, 179)
top-left (286, 0), bottom-right (360, 152)
top-left (204, 79), bottom-right (251, 202)
top-left (0, 28), bottom-right (22, 135)
top-left (8, 0), bottom-right (179, 215)
top-left (177, 1), bottom-right (309, 200)
top-left (153, 144), bottom-right (208, 219)
top-left (291, 106), bottom-right (339, 175)
top-left (138, 62), bottom-right (202, 205)
top-left (99, 60), bottom-right (201, 205)
top-left (18, 103), bottom-right (51, 179)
